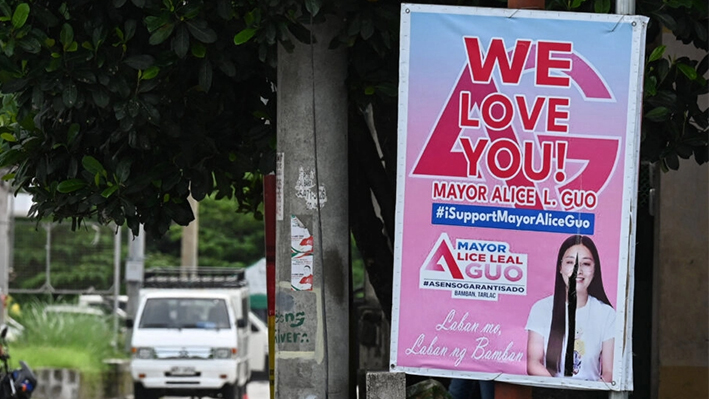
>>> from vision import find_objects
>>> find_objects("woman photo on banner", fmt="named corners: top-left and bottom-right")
top-left (525, 235), bottom-right (615, 382)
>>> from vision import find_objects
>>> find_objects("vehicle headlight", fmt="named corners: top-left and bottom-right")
top-left (212, 347), bottom-right (236, 359)
top-left (133, 347), bottom-right (155, 359)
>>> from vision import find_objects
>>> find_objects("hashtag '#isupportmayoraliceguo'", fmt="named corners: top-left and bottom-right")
top-left (436, 205), bottom-right (446, 218)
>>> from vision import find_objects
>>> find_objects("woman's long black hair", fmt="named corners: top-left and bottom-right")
top-left (545, 235), bottom-right (612, 376)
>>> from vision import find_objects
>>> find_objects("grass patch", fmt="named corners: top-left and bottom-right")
top-left (10, 346), bottom-right (98, 374)
top-left (9, 303), bottom-right (127, 373)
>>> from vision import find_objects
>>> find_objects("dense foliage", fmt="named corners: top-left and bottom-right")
top-left (0, 0), bottom-right (278, 237)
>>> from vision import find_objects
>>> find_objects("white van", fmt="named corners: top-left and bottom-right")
top-left (129, 268), bottom-right (251, 399)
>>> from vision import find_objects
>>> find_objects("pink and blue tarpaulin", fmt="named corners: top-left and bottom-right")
top-left (391, 4), bottom-right (648, 391)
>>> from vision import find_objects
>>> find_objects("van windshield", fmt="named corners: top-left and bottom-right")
top-left (138, 298), bottom-right (231, 329)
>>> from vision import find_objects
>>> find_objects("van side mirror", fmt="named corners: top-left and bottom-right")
top-left (125, 319), bottom-right (134, 329)
top-left (236, 318), bottom-right (247, 329)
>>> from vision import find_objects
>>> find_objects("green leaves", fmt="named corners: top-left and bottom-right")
top-left (145, 15), bottom-right (170, 32)
top-left (198, 60), bottom-right (212, 92)
top-left (234, 8), bottom-right (261, 45)
top-left (124, 55), bottom-right (155, 69)
top-left (124, 20), bottom-right (137, 41)
top-left (101, 185), bottom-right (119, 198)
top-left (664, 0), bottom-right (693, 8)
top-left (82, 156), bottom-right (105, 176)
top-left (11, 3), bottom-right (30, 29)
top-left (187, 20), bottom-right (217, 43)
top-left (1, 79), bottom-right (27, 93)
top-left (60, 23), bottom-right (74, 51)
top-left (0, 149), bottom-right (22, 169)
top-left (173, 25), bottom-right (189, 58)
top-left (57, 179), bottom-right (87, 193)
top-left (0, 133), bottom-right (17, 142)
top-left (234, 29), bottom-right (256, 45)
top-left (642, 49), bottom-right (708, 170)
top-left (149, 23), bottom-right (174, 45)
top-left (67, 123), bottom-right (80, 144)
top-left (0, 0), bottom-right (281, 238)
top-left (648, 45), bottom-right (666, 63)
top-left (115, 159), bottom-right (132, 183)
top-left (145, 13), bottom-right (176, 45)
top-left (62, 83), bottom-right (78, 108)
top-left (216, 0), bottom-right (233, 20)
top-left (677, 63), bottom-right (698, 80)
top-left (593, 0), bottom-right (611, 13)
top-left (244, 8), bottom-right (261, 27)
top-left (82, 155), bottom-right (110, 188)
top-left (91, 89), bottom-right (110, 108)
top-left (644, 106), bottom-right (670, 122)
top-left (141, 66), bottom-right (160, 80)
top-left (304, 0), bottom-right (322, 16)
top-left (191, 42), bottom-right (206, 58)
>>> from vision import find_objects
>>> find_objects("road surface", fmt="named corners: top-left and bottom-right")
top-left (162, 380), bottom-right (270, 399)
top-left (246, 380), bottom-right (270, 399)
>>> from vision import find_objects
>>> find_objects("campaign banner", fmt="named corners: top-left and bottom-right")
top-left (391, 4), bottom-right (648, 391)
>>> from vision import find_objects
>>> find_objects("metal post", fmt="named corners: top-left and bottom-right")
top-left (615, 0), bottom-right (635, 17)
top-left (276, 17), bottom-right (349, 399)
top-left (125, 225), bottom-right (145, 352)
top-left (44, 222), bottom-right (51, 291)
top-left (181, 195), bottom-right (199, 276)
top-left (113, 224), bottom-right (121, 348)
top-left (0, 181), bottom-right (10, 326)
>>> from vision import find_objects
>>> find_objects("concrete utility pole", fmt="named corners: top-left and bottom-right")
top-left (112, 224), bottom-right (122, 347)
top-left (181, 195), bottom-right (199, 272)
top-left (275, 17), bottom-right (350, 399)
top-left (125, 225), bottom-right (145, 352)
top-left (0, 180), bottom-right (10, 326)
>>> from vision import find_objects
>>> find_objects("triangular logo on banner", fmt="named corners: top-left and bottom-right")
top-left (421, 234), bottom-right (464, 280)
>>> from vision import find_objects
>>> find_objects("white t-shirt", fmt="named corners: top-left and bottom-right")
top-left (525, 295), bottom-right (615, 380)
